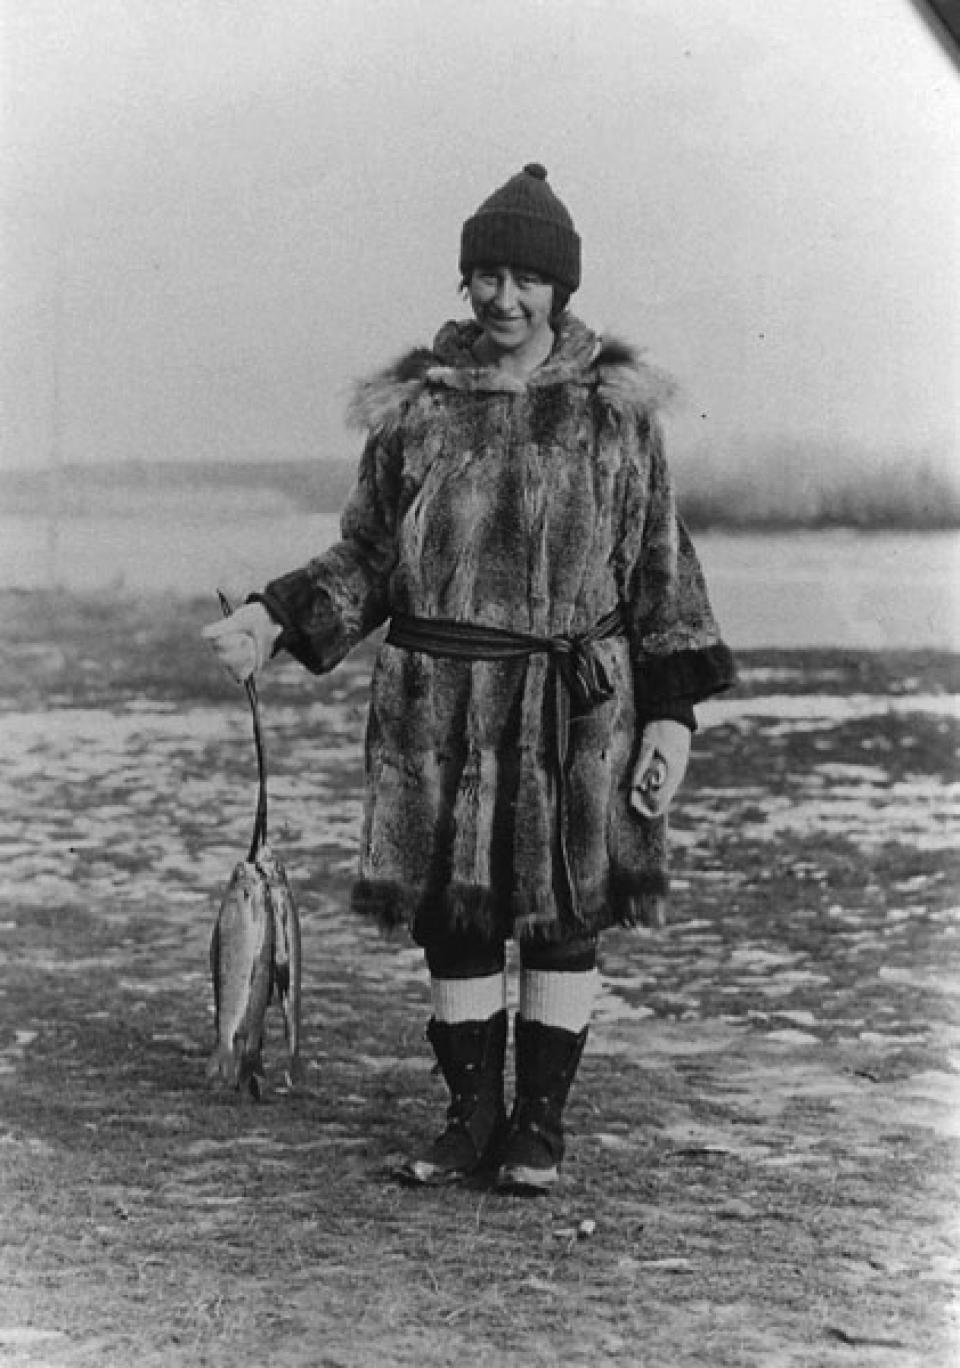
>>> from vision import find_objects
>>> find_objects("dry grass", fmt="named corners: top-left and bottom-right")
top-left (673, 439), bottom-right (960, 530)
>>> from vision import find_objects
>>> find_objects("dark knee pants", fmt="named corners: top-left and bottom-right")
top-left (425, 933), bottom-right (597, 978)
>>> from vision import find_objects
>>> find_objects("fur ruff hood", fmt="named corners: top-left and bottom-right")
top-left (346, 314), bottom-right (675, 435)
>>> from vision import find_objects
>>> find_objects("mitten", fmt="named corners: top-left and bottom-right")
top-left (202, 601), bottom-right (281, 684)
top-left (629, 718), bottom-right (691, 818)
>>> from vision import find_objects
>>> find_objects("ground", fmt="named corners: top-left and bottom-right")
top-left (0, 590), bottom-right (957, 1368)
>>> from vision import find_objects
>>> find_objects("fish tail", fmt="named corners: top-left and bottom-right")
top-left (237, 1040), bottom-right (266, 1101)
top-left (205, 1042), bottom-right (239, 1087)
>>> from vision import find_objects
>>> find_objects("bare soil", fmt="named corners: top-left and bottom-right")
top-left (0, 590), bottom-right (957, 1367)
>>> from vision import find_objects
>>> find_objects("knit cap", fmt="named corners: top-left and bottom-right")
top-left (459, 163), bottom-right (581, 294)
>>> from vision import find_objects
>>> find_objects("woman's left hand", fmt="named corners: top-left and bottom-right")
top-left (629, 719), bottom-right (692, 819)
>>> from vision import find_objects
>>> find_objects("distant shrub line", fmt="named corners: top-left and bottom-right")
top-left (678, 476), bottom-right (960, 531)
top-left (673, 441), bottom-right (959, 531)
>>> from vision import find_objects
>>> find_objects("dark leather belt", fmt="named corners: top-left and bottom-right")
top-left (385, 607), bottom-right (624, 917)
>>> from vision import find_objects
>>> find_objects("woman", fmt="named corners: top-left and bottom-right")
top-left (203, 163), bottom-right (736, 1193)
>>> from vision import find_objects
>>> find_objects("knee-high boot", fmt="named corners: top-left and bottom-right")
top-left (401, 1010), bottom-right (508, 1186)
top-left (496, 1015), bottom-right (589, 1194)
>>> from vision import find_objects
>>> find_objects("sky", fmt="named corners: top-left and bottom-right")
top-left (1, 0), bottom-right (958, 472)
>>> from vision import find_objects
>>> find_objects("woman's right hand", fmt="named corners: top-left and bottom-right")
top-left (201, 601), bottom-right (281, 684)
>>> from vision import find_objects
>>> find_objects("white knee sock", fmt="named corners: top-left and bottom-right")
top-left (430, 973), bottom-right (507, 1024)
top-left (519, 969), bottom-right (599, 1034)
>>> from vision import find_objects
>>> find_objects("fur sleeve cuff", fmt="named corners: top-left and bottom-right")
top-left (249, 577), bottom-right (346, 676)
top-left (632, 641), bottom-right (736, 709)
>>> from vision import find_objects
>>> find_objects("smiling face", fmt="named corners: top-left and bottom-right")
top-left (467, 265), bottom-right (556, 368)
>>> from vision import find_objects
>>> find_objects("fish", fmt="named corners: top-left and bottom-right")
top-left (206, 859), bottom-right (275, 1099)
top-left (205, 591), bottom-right (305, 1099)
top-left (256, 847), bottom-right (306, 1089)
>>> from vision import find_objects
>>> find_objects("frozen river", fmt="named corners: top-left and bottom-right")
top-left (0, 511), bottom-right (956, 652)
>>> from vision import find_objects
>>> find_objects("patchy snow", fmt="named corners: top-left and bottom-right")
top-left (680, 777), bottom-right (960, 852)
top-left (0, 684), bottom-right (956, 929)
top-left (594, 992), bottom-right (656, 1025)
top-left (813, 762), bottom-right (893, 783)
top-left (699, 693), bottom-right (960, 728)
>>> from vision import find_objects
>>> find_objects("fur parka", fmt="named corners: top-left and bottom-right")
top-left (259, 314), bottom-right (735, 945)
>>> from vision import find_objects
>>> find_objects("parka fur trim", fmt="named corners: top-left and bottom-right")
top-left (633, 641), bottom-right (737, 710)
top-left (346, 316), bottom-right (676, 436)
top-left (264, 313), bottom-right (735, 946)
top-left (351, 863), bottom-right (671, 942)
